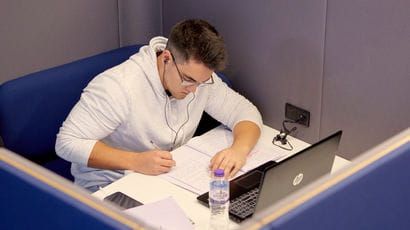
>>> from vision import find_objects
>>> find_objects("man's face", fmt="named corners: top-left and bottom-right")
top-left (165, 57), bottom-right (214, 99)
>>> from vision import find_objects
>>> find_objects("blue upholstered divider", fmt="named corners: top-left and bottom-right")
top-left (262, 140), bottom-right (410, 230)
top-left (0, 44), bottom-right (143, 180)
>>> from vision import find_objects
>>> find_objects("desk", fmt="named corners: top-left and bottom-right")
top-left (93, 125), bottom-right (350, 229)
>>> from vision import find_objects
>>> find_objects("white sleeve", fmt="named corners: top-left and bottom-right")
top-left (204, 74), bottom-right (263, 130)
top-left (55, 73), bottom-right (130, 165)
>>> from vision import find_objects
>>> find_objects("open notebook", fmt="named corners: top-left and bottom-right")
top-left (159, 125), bottom-right (288, 194)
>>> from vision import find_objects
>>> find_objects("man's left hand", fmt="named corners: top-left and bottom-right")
top-left (209, 148), bottom-right (247, 179)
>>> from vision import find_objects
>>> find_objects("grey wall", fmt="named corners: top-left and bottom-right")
top-left (0, 0), bottom-right (162, 84)
top-left (0, 0), bottom-right (119, 84)
top-left (321, 0), bottom-right (410, 157)
top-left (162, 0), bottom-right (410, 159)
top-left (118, 0), bottom-right (162, 46)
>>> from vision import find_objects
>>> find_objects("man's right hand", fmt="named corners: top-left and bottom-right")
top-left (132, 150), bottom-right (176, 175)
top-left (87, 142), bottom-right (175, 175)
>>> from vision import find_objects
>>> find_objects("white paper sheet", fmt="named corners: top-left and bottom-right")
top-left (124, 197), bottom-right (194, 230)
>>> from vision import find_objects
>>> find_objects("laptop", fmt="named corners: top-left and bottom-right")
top-left (197, 130), bottom-right (342, 223)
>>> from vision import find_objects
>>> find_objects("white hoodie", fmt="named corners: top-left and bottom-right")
top-left (56, 37), bottom-right (262, 190)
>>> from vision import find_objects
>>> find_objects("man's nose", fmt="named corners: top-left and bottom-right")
top-left (186, 85), bottom-right (197, 93)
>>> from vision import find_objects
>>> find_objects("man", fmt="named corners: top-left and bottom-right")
top-left (56, 19), bottom-right (262, 192)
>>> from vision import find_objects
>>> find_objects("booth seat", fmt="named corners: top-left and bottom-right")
top-left (0, 44), bottom-right (231, 181)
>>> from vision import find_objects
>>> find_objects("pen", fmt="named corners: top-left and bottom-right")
top-left (150, 140), bottom-right (160, 150)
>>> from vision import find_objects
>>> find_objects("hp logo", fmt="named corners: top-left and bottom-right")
top-left (293, 173), bottom-right (304, 186)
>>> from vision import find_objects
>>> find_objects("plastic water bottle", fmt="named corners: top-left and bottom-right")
top-left (209, 169), bottom-right (229, 230)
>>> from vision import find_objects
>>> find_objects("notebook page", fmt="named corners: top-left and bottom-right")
top-left (159, 126), bottom-right (286, 194)
top-left (159, 145), bottom-right (245, 195)
top-left (186, 126), bottom-right (233, 157)
top-left (186, 125), bottom-right (287, 171)
top-left (159, 146), bottom-right (212, 194)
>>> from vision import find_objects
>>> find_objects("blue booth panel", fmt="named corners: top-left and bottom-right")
top-left (0, 148), bottom-right (142, 230)
top-left (0, 44), bottom-right (144, 181)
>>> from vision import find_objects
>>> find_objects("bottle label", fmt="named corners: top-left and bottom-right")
top-left (210, 190), bottom-right (229, 205)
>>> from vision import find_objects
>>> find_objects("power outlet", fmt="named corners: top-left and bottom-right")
top-left (285, 103), bottom-right (310, 127)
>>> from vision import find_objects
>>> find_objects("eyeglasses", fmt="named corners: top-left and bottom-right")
top-left (171, 53), bottom-right (214, 87)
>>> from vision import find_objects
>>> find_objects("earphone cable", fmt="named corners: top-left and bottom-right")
top-left (164, 93), bottom-right (195, 150)
top-left (162, 63), bottom-right (196, 150)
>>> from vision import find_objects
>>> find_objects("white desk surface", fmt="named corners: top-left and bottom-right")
top-left (93, 125), bottom-right (350, 230)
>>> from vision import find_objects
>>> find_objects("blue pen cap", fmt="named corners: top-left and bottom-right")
top-left (214, 169), bottom-right (225, 177)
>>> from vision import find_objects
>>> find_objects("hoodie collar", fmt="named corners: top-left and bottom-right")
top-left (130, 36), bottom-right (168, 98)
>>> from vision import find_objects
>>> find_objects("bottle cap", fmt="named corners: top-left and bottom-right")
top-left (214, 169), bottom-right (225, 177)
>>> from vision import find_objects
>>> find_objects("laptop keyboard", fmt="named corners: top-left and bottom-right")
top-left (230, 187), bottom-right (260, 219)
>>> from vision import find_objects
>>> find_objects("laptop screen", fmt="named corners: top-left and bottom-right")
top-left (253, 130), bottom-right (342, 214)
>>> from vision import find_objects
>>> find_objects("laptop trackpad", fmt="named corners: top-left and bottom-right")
top-left (235, 171), bottom-right (263, 189)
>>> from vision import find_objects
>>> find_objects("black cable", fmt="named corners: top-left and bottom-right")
top-left (273, 137), bottom-right (293, 151)
top-left (272, 118), bottom-right (303, 151)
top-left (165, 92), bottom-right (195, 150)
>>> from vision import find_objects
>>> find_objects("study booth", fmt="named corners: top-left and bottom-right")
top-left (1, 42), bottom-right (409, 229)
top-left (1, 127), bottom-right (409, 229)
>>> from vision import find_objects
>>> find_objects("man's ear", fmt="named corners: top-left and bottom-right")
top-left (162, 50), bottom-right (172, 64)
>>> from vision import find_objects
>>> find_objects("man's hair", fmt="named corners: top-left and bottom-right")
top-left (166, 19), bottom-right (228, 71)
